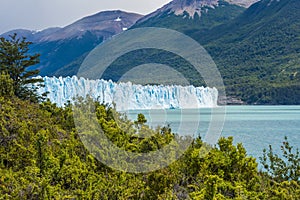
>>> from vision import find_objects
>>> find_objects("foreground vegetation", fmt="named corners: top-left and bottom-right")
top-left (1, 32), bottom-right (299, 199)
top-left (0, 90), bottom-right (299, 199)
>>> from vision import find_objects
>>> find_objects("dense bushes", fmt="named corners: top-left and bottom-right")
top-left (0, 94), bottom-right (299, 199)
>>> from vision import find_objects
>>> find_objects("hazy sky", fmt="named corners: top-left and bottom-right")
top-left (0, 0), bottom-right (171, 34)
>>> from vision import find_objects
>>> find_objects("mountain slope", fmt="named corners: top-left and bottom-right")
top-left (201, 0), bottom-right (300, 104)
top-left (132, 0), bottom-right (246, 36)
top-left (130, 0), bottom-right (300, 104)
top-left (1, 10), bottom-right (143, 76)
top-left (40, 10), bottom-right (142, 42)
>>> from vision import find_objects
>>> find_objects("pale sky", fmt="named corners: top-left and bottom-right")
top-left (0, 0), bottom-right (171, 34)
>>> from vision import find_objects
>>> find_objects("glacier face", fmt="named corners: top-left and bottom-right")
top-left (37, 76), bottom-right (218, 111)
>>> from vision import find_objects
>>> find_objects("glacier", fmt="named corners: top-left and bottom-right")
top-left (37, 76), bottom-right (218, 111)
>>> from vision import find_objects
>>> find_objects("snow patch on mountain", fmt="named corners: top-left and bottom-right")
top-left (114, 17), bottom-right (122, 22)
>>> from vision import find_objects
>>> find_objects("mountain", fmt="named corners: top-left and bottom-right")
top-left (201, 0), bottom-right (300, 104)
top-left (2, 0), bottom-right (299, 104)
top-left (1, 27), bottom-right (62, 43)
top-left (130, 0), bottom-right (300, 104)
top-left (38, 10), bottom-right (142, 42)
top-left (1, 10), bottom-right (143, 76)
top-left (132, 0), bottom-right (248, 36)
top-left (135, 0), bottom-right (259, 24)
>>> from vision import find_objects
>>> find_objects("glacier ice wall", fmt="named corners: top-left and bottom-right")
top-left (37, 76), bottom-right (218, 111)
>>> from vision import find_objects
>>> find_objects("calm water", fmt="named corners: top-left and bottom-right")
top-left (125, 106), bottom-right (300, 167)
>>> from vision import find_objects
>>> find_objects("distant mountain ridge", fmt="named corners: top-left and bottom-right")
top-left (2, 10), bottom-right (142, 42)
top-left (1, 0), bottom-right (299, 104)
top-left (132, 0), bottom-right (246, 40)
top-left (135, 0), bottom-right (259, 25)
top-left (1, 10), bottom-right (143, 76)
top-left (1, 28), bottom-right (62, 43)
top-left (40, 10), bottom-right (142, 42)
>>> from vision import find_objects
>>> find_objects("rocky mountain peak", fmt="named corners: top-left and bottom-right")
top-left (170, 0), bottom-right (219, 17)
top-left (169, 0), bottom-right (260, 17)
top-left (136, 0), bottom-right (259, 24)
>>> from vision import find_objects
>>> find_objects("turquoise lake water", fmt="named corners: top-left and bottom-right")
top-left (125, 106), bottom-right (300, 168)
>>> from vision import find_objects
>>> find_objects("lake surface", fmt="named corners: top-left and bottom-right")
top-left (125, 106), bottom-right (300, 168)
